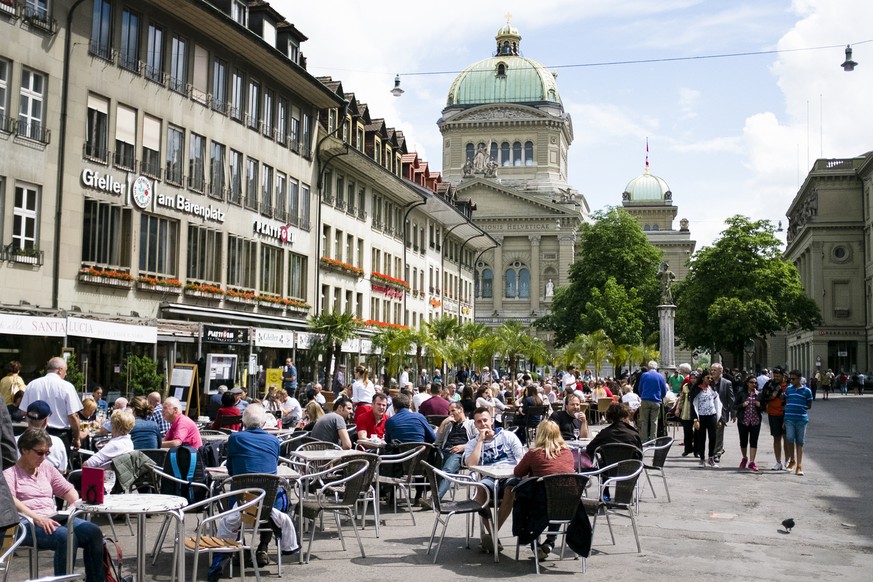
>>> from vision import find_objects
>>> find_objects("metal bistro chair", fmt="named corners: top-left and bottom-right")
top-left (0, 517), bottom-right (28, 582)
top-left (182, 487), bottom-right (266, 582)
top-left (593, 443), bottom-right (644, 513)
top-left (515, 473), bottom-right (590, 574)
top-left (641, 436), bottom-right (674, 502)
top-left (217, 415), bottom-right (243, 431)
top-left (220, 474), bottom-right (287, 576)
top-left (374, 444), bottom-right (427, 525)
top-left (148, 464), bottom-right (213, 566)
top-left (299, 459), bottom-right (369, 564)
top-left (325, 452), bottom-right (381, 536)
top-left (419, 462), bottom-right (489, 563)
top-left (581, 460), bottom-right (645, 553)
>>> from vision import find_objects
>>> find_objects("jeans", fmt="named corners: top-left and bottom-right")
top-left (437, 451), bottom-right (463, 499)
top-left (24, 516), bottom-right (104, 582)
top-left (639, 400), bottom-right (661, 443)
top-left (694, 415), bottom-right (717, 460)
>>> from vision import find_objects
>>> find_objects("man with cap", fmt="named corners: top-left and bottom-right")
top-left (19, 357), bottom-right (82, 452)
top-left (16, 400), bottom-right (68, 472)
top-left (230, 387), bottom-right (249, 413)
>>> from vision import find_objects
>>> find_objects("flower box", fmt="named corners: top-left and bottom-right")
top-left (11, 254), bottom-right (39, 265)
top-left (184, 288), bottom-right (223, 300)
top-left (77, 267), bottom-right (134, 289)
top-left (319, 256), bottom-right (364, 278)
top-left (258, 299), bottom-right (286, 310)
top-left (226, 288), bottom-right (257, 305)
top-left (371, 271), bottom-right (410, 291)
top-left (137, 281), bottom-right (181, 294)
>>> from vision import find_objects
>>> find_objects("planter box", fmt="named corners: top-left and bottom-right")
top-left (258, 300), bottom-right (285, 310)
top-left (11, 254), bottom-right (39, 265)
top-left (137, 282), bottom-right (181, 294)
top-left (184, 288), bottom-right (223, 300)
top-left (226, 294), bottom-right (257, 305)
top-left (77, 273), bottom-right (133, 289)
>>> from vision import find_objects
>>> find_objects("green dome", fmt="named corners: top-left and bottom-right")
top-left (623, 172), bottom-right (671, 201)
top-left (446, 24), bottom-right (561, 107)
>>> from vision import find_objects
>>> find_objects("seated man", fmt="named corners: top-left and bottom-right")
top-left (309, 397), bottom-right (353, 449)
top-left (548, 392), bottom-right (589, 441)
top-left (356, 392), bottom-right (389, 449)
top-left (433, 401), bottom-right (476, 499)
top-left (210, 404), bottom-right (299, 581)
top-left (16, 400), bottom-right (68, 472)
top-left (384, 393), bottom-right (436, 445)
top-left (463, 407), bottom-right (524, 552)
top-left (161, 397), bottom-right (202, 449)
top-left (418, 382), bottom-right (450, 417)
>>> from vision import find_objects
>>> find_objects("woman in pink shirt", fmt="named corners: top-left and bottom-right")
top-left (4, 428), bottom-right (105, 582)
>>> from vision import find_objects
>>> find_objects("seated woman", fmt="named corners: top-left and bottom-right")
top-left (4, 428), bottom-right (105, 582)
top-left (517, 384), bottom-right (545, 444)
top-left (301, 399), bottom-right (325, 432)
top-left (83, 409), bottom-right (135, 469)
top-left (514, 420), bottom-right (575, 560)
top-left (476, 383), bottom-right (506, 426)
top-left (212, 391), bottom-right (242, 431)
top-left (129, 395), bottom-right (162, 450)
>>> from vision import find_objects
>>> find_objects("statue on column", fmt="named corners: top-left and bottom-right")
top-left (657, 262), bottom-right (676, 305)
top-left (545, 278), bottom-right (554, 298)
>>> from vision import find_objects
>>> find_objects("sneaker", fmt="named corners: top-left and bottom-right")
top-left (537, 542), bottom-right (553, 561)
top-left (739, 457), bottom-right (748, 469)
top-left (786, 460), bottom-right (795, 471)
top-left (256, 550), bottom-right (271, 568)
top-left (713, 455), bottom-right (721, 464)
top-left (795, 465), bottom-right (804, 476)
top-left (707, 457), bottom-right (715, 467)
top-left (771, 462), bottom-right (783, 471)
top-left (698, 459), bottom-right (706, 468)
top-left (419, 498), bottom-right (433, 510)
top-left (748, 462), bottom-right (759, 471)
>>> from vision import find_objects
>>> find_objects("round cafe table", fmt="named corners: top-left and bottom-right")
top-left (67, 493), bottom-right (188, 582)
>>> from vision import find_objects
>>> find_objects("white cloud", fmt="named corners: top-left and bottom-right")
top-left (678, 87), bottom-right (700, 120)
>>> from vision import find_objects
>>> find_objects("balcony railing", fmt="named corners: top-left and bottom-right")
top-left (187, 174), bottom-right (205, 193)
top-left (83, 142), bottom-right (109, 164)
top-left (140, 158), bottom-right (162, 180)
top-left (0, 114), bottom-right (15, 134)
top-left (16, 120), bottom-right (50, 144)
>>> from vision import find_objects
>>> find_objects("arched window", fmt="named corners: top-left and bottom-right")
top-left (466, 143), bottom-right (474, 163)
top-left (496, 63), bottom-right (506, 77)
top-left (490, 142), bottom-right (498, 161)
top-left (518, 268), bottom-right (530, 298)
top-left (548, 89), bottom-right (556, 101)
top-left (501, 142), bottom-right (510, 167)
top-left (502, 41), bottom-right (511, 55)
top-left (643, 224), bottom-right (650, 231)
top-left (482, 269), bottom-right (493, 298)
top-left (504, 269), bottom-right (516, 298)
top-left (651, 224), bottom-right (659, 231)
top-left (513, 141), bottom-right (522, 166)
top-left (524, 141), bottom-right (534, 166)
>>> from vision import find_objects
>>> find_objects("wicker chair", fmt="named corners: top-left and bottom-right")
top-left (374, 444), bottom-right (427, 525)
top-left (641, 436), bottom-right (674, 502)
top-left (219, 473), bottom-right (287, 575)
top-left (325, 452), bottom-right (381, 536)
top-left (0, 517), bottom-right (28, 582)
top-left (581, 460), bottom-right (644, 553)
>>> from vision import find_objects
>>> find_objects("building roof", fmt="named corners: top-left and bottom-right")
top-left (623, 170), bottom-right (672, 202)
top-left (446, 23), bottom-right (561, 108)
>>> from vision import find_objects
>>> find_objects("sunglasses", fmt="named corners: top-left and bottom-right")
top-left (30, 449), bottom-right (51, 457)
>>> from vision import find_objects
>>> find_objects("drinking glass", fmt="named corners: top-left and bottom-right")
top-left (104, 469), bottom-right (116, 495)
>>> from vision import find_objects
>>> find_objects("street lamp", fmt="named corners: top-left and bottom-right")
top-left (390, 74), bottom-right (405, 97)
top-left (841, 45), bottom-right (858, 72)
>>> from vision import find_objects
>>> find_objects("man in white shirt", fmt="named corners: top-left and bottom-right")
top-left (756, 369), bottom-right (770, 390)
top-left (19, 357), bottom-right (82, 451)
top-left (412, 385), bottom-right (431, 412)
top-left (398, 366), bottom-right (410, 389)
top-left (561, 365), bottom-right (578, 394)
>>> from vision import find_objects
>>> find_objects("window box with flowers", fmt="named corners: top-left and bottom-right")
top-left (77, 265), bottom-right (134, 289)
top-left (371, 271), bottom-right (410, 291)
top-left (319, 256), bottom-right (364, 279)
top-left (137, 275), bottom-right (182, 294)
top-left (284, 298), bottom-right (311, 314)
top-left (184, 281), bottom-right (224, 300)
top-left (257, 294), bottom-right (286, 310)
top-left (226, 287), bottom-right (257, 305)
top-left (364, 319), bottom-right (408, 331)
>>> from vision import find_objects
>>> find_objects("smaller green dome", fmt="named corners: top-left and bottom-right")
top-left (623, 172), bottom-right (672, 202)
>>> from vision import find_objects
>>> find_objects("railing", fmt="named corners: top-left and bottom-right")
top-left (140, 158), bottom-right (162, 180)
top-left (2, 244), bottom-right (44, 267)
top-left (83, 141), bottom-right (109, 164)
top-left (88, 40), bottom-right (113, 62)
top-left (0, 114), bottom-right (15, 133)
top-left (113, 150), bottom-right (136, 171)
top-left (16, 121), bottom-right (50, 144)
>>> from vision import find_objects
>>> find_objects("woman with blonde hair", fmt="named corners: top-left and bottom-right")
top-left (301, 399), bottom-right (325, 431)
top-left (513, 420), bottom-right (575, 560)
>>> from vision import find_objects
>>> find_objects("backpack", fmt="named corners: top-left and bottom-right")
top-left (161, 445), bottom-right (207, 504)
top-left (198, 440), bottom-right (225, 469)
top-left (103, 536), bottom-right (133, 582)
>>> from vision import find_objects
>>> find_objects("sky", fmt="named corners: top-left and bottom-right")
top-left (275, 0), bottom-right (873, 250)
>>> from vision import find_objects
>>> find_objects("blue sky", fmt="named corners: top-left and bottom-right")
top-left (278, 0), bottom-right (872, 249)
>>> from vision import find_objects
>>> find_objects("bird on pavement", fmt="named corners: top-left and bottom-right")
top-left (782, 518), bottom-right (795, 533)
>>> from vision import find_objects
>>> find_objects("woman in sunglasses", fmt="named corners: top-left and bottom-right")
top-left (3, 428), bottom-right (105, 582)
top-left (736, 375), bottom-right (764, 471)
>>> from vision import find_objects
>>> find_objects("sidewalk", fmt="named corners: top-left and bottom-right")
top-left (7, 395), bottom-right (872, 581)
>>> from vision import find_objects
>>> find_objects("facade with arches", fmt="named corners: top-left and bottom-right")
top-left (439, 22), bottom-right (588, 335)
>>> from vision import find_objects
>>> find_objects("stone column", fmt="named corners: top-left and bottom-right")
top-left (658, 304), bottom-right (677, 371)
top-left (557, 233), bottom-right (575, 286)
top-left (492, 235), bottom-right (504, 314)
top-left (529, 235), bottom-right (541, 313)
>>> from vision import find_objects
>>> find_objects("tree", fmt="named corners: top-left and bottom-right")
top-left (538, 207), bottom-right (663, 346)
top-left (674, 216), bottom-right (822, 362)
top-left (308, 312), bottom-right (362, 388)
top-left (427, 316), bottom-right (461, 378)
top-left (606, 340), bottom-right (630, 378)
top-left (122, 354), bottom-right (163, 396)
top-left (473, 321), bottom-right (549, 390)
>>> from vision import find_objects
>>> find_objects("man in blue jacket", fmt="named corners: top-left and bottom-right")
top-left (638, 360), bottom-right (668, 443)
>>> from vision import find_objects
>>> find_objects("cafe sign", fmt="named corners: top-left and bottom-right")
top-left (81, 168), bottom-right (126, 196)
top-left (203, 324), bottom-right (249, 345)
top-left (254, 219), bottom-right (294, 246)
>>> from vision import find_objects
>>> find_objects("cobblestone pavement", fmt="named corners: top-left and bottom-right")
top-left (7, 395), bottom-right (872, 581)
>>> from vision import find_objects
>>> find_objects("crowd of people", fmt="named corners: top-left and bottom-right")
top-left (0, 353), bottom-right (826, 578)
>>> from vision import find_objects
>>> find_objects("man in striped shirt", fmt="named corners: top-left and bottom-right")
top-left (784, 370), bottom-right (813, 476)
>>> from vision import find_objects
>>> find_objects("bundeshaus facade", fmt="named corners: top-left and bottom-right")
top-left (0, 0), bottom-right (489, 390)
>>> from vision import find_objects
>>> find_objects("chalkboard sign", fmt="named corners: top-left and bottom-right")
top-left (169, 363), bottom-right (199, 417)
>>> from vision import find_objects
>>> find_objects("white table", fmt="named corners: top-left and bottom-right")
top-left (199, 433), bottom-right (230, 442)
top-left (469, 463), bottom-right (517, 561)
top-left (67, 493), bottom-right (187, 582)
top-left (206, 464), bottom-right (301, 479)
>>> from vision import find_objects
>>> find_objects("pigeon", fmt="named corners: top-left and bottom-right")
top-left (782, 518), bottom-right (795, 533)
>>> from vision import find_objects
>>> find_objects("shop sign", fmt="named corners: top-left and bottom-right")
top-left (66, 316), bottom-right (158, 344)
top-left (360, 339), bottom-right (373, 354)
top-left (131, 176), bottom-right (153, 209)
top-left (155, 186), bottom-right (225, 224)
top-left (81, 168), bottom-right (126, 196)
top-left (0, 313), bottom-right (67, 337)
top-left (295, 331), bottom-right (316, 349)
top-left (254, 328), bottom-right (295, 348)
top-left (203, 324), bottom-right (249, 345)
top-left (341, 338), bottom-right (359, 353)
top-left (371, 283), bottom-right (403, 299)
top-left (254, 219), bottom-right (294, 245)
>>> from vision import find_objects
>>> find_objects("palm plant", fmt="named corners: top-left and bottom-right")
top-left (628, 342), bottom-right (660, 372)
top-left (308, 312), bottom-right (361, 389)
top-left (581, 329), bottom-right (611, 379)
top-left (477, 321), bottom-right (549, 391)
top-left (606, 340), bottom-right (630, 378)
top-left (427, 316), bottom-right (460, 379)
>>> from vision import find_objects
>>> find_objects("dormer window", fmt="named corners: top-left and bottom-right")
top-left (496, 63), bottom-right (506, 77)
top-left (231, 0), bottom-right (247, 26)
